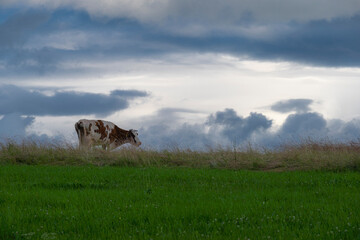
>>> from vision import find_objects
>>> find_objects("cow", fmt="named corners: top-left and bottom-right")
top-left (75, 119), bottom-right (141, 151)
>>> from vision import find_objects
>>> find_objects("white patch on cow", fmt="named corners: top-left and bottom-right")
top-left (130, 129), bottom-right (141, 146)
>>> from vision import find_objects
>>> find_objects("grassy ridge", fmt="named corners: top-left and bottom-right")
top-left (0, 165), bottom-right (359, 239)
top-left (1, 140), bottom-right (360, 171)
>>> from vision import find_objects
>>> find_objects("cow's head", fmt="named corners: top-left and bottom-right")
top-left (128, 129), bottom-right (141, 147)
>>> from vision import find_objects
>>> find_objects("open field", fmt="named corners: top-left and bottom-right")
top-left (0, 141), bottom-right (360, 239)
top-left (0, 165), bottom-right (359, 239)
top-left (1, 140), bottom-right (360, 171)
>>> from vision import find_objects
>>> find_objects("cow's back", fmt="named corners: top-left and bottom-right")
top-left (76, 119), bottom-right (116, 144)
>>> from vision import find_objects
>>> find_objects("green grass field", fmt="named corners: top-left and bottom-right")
top-left (1, 165), bottom-right (359, 239)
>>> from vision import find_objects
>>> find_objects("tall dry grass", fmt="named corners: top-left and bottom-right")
top-left (0, 139), bottom-right (359, 171)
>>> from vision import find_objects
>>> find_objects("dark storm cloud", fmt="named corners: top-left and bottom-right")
top-left (0, 8), bottom-right (360, 78)
top-left (0, 113), bottom-right (34, 138)
top-left (160, 15), bottom-right (360, 67)
top-left (279, 112), bottom-right (327, 136)
top-left (4, 0), bottom-right (360, 25)
top-left (248, 112), bottom-right (329, 147)
top-left (0, 9), bottom-right (164, 76)
top-left (268, 16), bottom-right (360, 66)
top-left (1, 48), bottom-right (69, 76)
top-left (271, 99), bottom-right (313, 113)
top-left (207, 109), bottom-right (272, 142)
top-left (0, 10), bottom-right (49, 48)
top-left (0, 85), bottom-right (148, 116)
top-left (111, 89), bottom-right (149, 98)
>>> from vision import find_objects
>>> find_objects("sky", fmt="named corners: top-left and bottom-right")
top-left (1, 0), bottom-right (360, 150)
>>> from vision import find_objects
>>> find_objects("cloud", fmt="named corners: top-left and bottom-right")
top-left (0, 85), bottom-right (149, 116)
top-left (0, 113), bottom-right (34, 139)
top-left (278, 112), bottom-right (328, 137)
top-left (258, 113), bottom-right (360, 148)
top-left (2, 0), bottom-right (360, 23)
top-left (160, 15), bottom-right (360, 67)
top-left (0, 11), bottom-right (49, 48)
top-left (207, 109), bottom-right (272, 142)
top-left (139, 108), bottom-right (273, 150)
top-left (138, 108), bottom-right (201, 129)
top-left (0, 113), bottom-right (67, 143)
top-left (137, 107), bottom-right (360, 150)
top-left (0, 7), bottom-right (359, 78)
top-left (140, 123), bottom-right (216, 150)
top-left (0, 9), bottom-right (168, 76)
top-left (271, 99), bottom-right (313, 113)
top-left (110, 89), bottom-right (149, 99)
top-left (0, 7), bottom-right (359, 79)
top-left (327, 119), bottom-right (360, 141)
top-left (338, 121), bottom-right (360, 139)
top-left (138, 108), bottom-right (215, 150)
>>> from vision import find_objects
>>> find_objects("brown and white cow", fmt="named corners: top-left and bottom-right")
top-left (75, 119), bottom-right (141, 150)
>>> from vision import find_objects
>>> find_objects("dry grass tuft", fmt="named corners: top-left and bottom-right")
top-left (0, 139), bottom-right (359, 171)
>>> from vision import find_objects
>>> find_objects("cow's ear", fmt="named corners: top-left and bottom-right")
top-left (130, 129), bottom-right (138, 135)
top-left (128, 130), bottom-right (135, 138)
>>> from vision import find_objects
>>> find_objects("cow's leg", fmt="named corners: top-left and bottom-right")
top-left (78, 137), bottom-right (93, 151)
top-left (108, 142), bottom-right (117, 151)
top-left (79, 143), bottom-right (85, 150)
top-left (75, 122), bottom-right (85, 150)
top-left (78, 138), bottom-right (87, 150)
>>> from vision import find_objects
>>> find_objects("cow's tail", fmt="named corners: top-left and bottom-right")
top-left (75, 121), bottom-right (85, 147)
